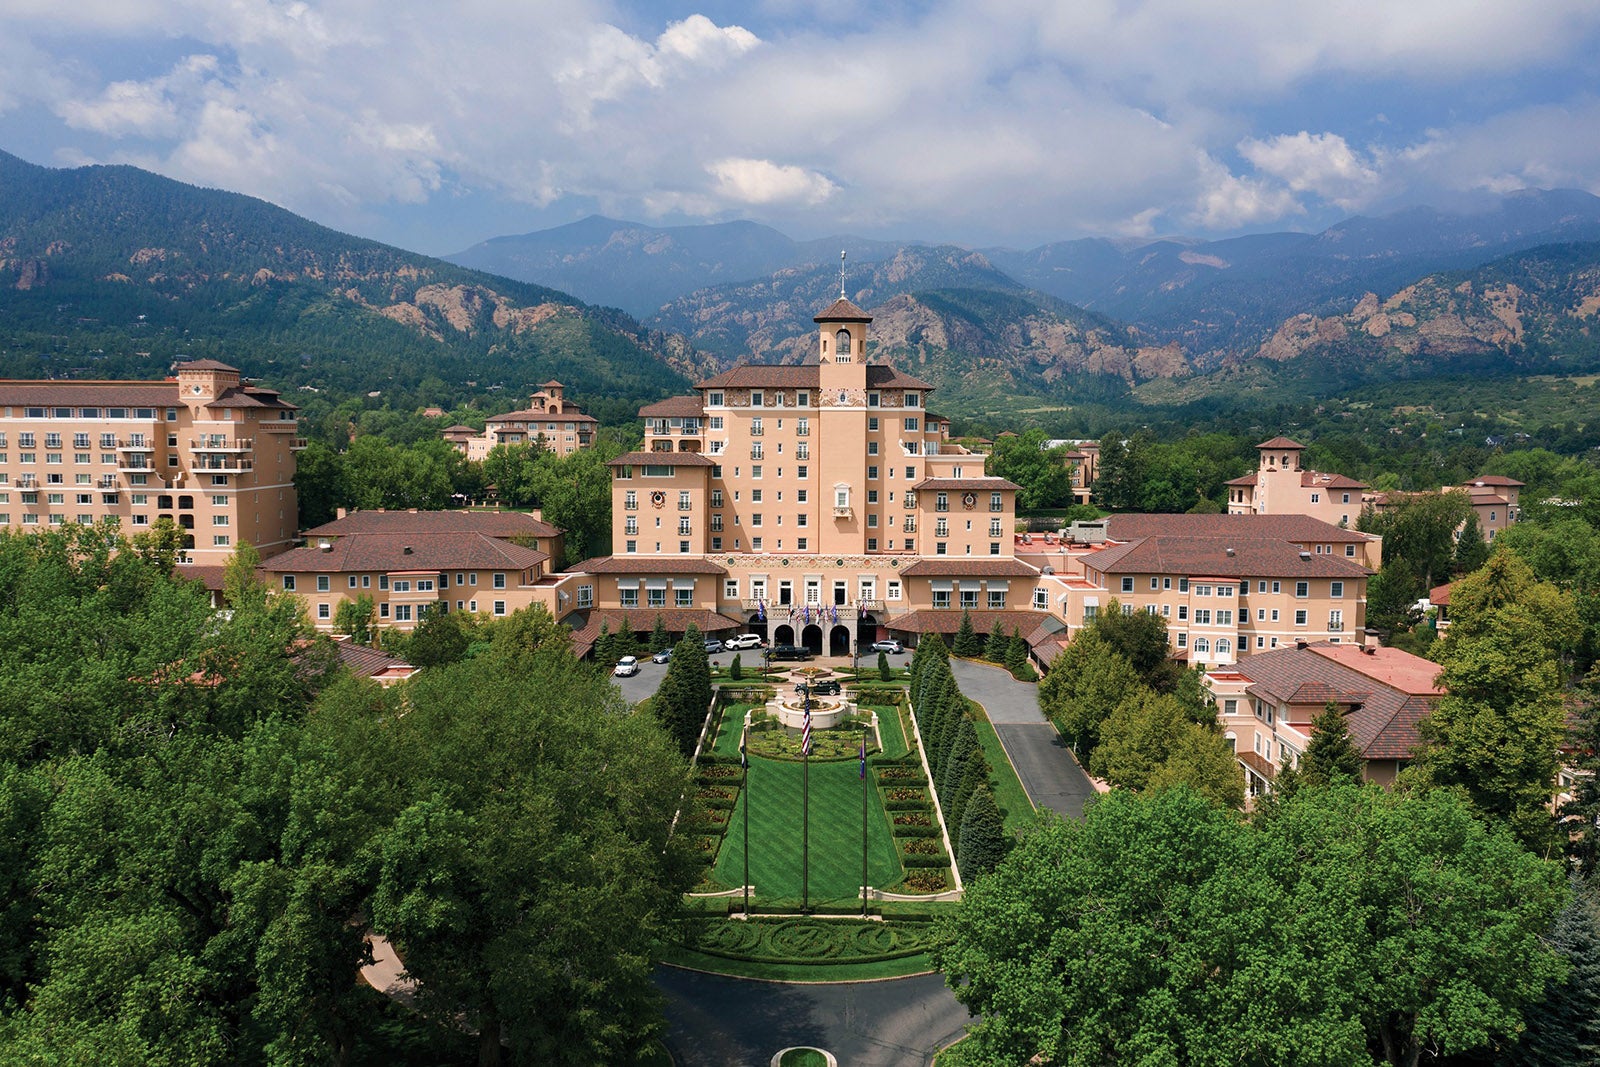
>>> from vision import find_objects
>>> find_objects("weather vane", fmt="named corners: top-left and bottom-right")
top-left (839, 249), bottom-right (847, 299)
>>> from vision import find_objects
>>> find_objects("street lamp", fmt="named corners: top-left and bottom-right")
top-left (852, 638), bottom-right (859, 676)
top-left (763, 646), bottom-right (774, 683)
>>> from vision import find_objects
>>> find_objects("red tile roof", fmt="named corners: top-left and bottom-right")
top-left (303, 509), bottom-right (560, 539)
top-left (0, 380), bottom-right (179, 406)
top-left (1227, 642), bottom-right (1441, 761)
top-left (885, 609), bottom-right (1050, 636)
top-left (1429, 581), bottom-right (1452, 608)
top-left (570, 609), bottom-right (745, 656)
top-left (1301, 471), bottom-right (1368, 489)
top-left (1257, 436), bottom-right (1305, 449)
top-left (487, 408), bottom-right (597, 424)
top-left (1105, 513), bottom-right (1374, 543)
top-left (570, 555), bottom-right (727, 575)
top-left (639, 396), bottom-right (706, 418)
top-left (899, 558), bottom-right (1039, 577)
top-left (334, 641), bottom-right (417, 680)
top-left (174, 359), bottom-right (239, 371)
top-left (1083, 536), bottom-right (1371, 579)
top-left (1462, 475), bottom-right (1525, 487)
top-left (261, 533), bottom-right (548, 573)
top-left (814, 297), bottom-right (873, 322)
top-left (911, 477), bottom-right (1022, 492)
top-left (607, 451), bottom-right (716, 467)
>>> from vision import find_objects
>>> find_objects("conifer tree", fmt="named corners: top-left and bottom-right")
top-left (1505, 874), bottom-right (1600, 1066)
top-left (649, 614), bottom-right (672, 654)
top-left (878, 650), bottom-right (892, 682)
top-left (953, 610), bottom-right (982, 657)
top-left (594, 620), bottom-right (614, 665)
top-left (956, 787), bottom-right (1008, 879)
top-left (985, 621), bottom-right (1009, 662)
top-left (1005, 625), bottom-right (1029, 676)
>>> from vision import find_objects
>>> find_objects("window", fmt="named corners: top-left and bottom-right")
top-left (750, 391), bottom-right (763, 407)
top-left (1295, 581), bottom-right (1309, 598)
top-left (904, 417), bottom-right (919, 432)
top-left (960, 588), bottom-right (978, 609)
top-left (212, 534), bottom-right (230, 546)
top-left (1176, 632), bottom-right (1187, 648)
top-left (1345, 544), bottom-right (1356, 557)
top-left (392, 580), bottom-right (411, 593)
top-left (1178, 605), bottom-right (1188, 621)
top-left (1034, 587), bottom-right (1048, 610)
top-left (708, 391), bottom-right (724, 406)
top-left (317, 603), bottom-right (331, 620)
top-left (1271, 609), bottom-right (1279, 621)
top-left (1216, 610), bottom-right (1233, 625)
top-left (675, 587), bottom-right (693, 607)
top-left (1195, 609), bottom-right (1212, 625)
top-left (619, 587), bottom-right (639, 608)
top-left (987, 590), bottom-right (1006, 610)
top-left (282, 576), bottom-right (296, 591)
top-left (932, 588), bottom-right (951, 608)
top-left (493, 573), bottom-right (506, 589)
top-left (1194, 637), bottom-right (1210, 654)
top-left (887, 580), bottom-right (901, 601)
top-left (1329, 609), bottom-right (1343, 631)
top-left (868, 392), bottom-right (880, 407)
top-left (647, 587), bottom-right (666, 608)
top-left (1121, 577), bottom-right (1134, 592)
top-left (1330, 581), bottom-right (1344, 598)
top-left (316, 575), bottom-right (330, 592)
top-left (493, 601), bottom-right (506, 616)
top-left (1295, 609), bottom-right (1308, 626)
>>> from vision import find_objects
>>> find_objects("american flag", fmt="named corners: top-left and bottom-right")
top-left (801, 701), bottom-right (812, 757)
top-left (740, 725), bottom-right (749, 769)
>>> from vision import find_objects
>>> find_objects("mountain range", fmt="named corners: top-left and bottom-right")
top-left (3, 148), bottom-right (1599, 428)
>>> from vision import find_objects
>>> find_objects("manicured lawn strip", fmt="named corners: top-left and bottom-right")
top-left (656, 946), bottom-right (936, 982)
top-left (713, 756), bottom-right (904, 905)
top-left (780, 1049), bottom-right (829, 1067)
top-left (967, 701), bottom-right (1036, 834)
top-left (709, 701), bottom-right (762, 758)
top-left (867, 703), bottom-right (908, 758)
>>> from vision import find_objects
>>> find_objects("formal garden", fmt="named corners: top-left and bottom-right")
top-left (665, 640), bottom-right (1033, 981)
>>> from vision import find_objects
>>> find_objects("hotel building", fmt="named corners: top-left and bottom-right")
top-left (571, 297), bottom-right (1032, 655)
top-left (0, 360), bottom-right (302, 562)
top-left (442, 381), bottom-right (598, 460)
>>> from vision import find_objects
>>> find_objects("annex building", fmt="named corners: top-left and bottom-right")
top-left (441, 381), bottom-right (597, 460)
top-left (0, 360), bottom-right (302, 563)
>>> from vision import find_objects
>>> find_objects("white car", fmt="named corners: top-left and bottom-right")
top-left (612, 656), bottom-right (640, 677)
top-left (724, 633), bottom-right (764, 650)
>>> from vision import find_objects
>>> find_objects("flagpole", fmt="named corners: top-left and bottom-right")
top-left (741, 725), bottom-right (751, 918)
top-left (861, 725), bottom-right (869, 918)
top-left (802, 690), bottom-right (811, 914)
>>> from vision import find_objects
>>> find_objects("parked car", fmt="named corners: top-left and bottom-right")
top-left (704, 638), bottom-right (725, 654)
top-left (795, 679), bottom-right (842, 697)
top-left (724, 633), bottom-right (764, 650)
top-left (870, 639), bottom-right (904, 654)
top-left (769, 644), bottom-right (814, 661)
top-left (650, 648), bottom-right (673, 664)
top-left (613, 656), bottom-right (640, 677)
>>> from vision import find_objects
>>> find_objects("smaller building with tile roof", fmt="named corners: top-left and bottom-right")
top-left (1225, 436), bottom-right (1369, 529)
top-left (1205, 641), bottom-right (1443, 797)
top-left (441, 382), bottom-right (599, 461)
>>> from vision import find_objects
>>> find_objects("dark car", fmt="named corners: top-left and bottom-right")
top-left (704, 639), bottom-right (724, 654)
top-left (768, 644), bottom-right (814, 661)
top-left (796, 679), bottom-right (842, 697)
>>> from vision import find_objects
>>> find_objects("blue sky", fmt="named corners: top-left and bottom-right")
top-left (2, 1), bottom-right (1598, 256)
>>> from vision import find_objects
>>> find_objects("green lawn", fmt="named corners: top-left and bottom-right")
top-left (867, 703), bottom-right (909, 758)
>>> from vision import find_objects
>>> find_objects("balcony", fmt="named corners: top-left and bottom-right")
top-left (902, 520), bottom-right (916, 532)
top-left (678, 502), bottom-right (693, 512)
top-left (290, 438), bottom-right (308, 451)
top-left (97, 476), bottom-right (118, 489)
top-left (989, 504), bottom-right (1003, 513)
top-left (116, 438), bottom-right (154, 452)
top-left (832, 504), bottom-right (853, 518)
top-left (795, 425), bottom-right (809, 436)
top-left (17, 475), bottom-right (37, 488)
top-left (117, 458), bottom-right (153, 473)
top-left (749, 425), bottom-right (763, 436)
top-left (750, 448), bottom-right (763, 460)
top-left (193, 457), bottom-right (253, 473)
top-left (259, 420), bottom-right (298, 433)
top-left (935, 503), bottom-right (950, 513)
top-left (189, 437), bottom-right (252, 452)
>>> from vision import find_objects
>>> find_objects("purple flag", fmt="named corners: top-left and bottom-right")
top-left (758, 598), bottom-right (765, 621)
top-left (858, 734), bottom-right (866, 778)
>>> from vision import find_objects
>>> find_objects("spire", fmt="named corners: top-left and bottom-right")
top-left (839, 249), bottom-right (847, 300)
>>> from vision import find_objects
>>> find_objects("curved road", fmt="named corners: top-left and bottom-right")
top-left (949, 658), bottom-right (1099, 820)
top-left (656, 967), bottom-right (968, 1067)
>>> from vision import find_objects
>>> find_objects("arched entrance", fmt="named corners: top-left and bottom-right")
top-left (829, 625), bottom-right (851, 656)
top-left (856, 612), bottom-right (879, 647)
top-left (747, 615), bottom-right (769, 643)
top-left (774, 624), bottom-right (795, 647)
top-left (801, 624), bottom-right (823, 654)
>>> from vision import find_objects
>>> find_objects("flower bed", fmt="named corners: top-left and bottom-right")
top-left (680, 917), bottom-right (936, 966)
top-left (901, 870), bottom-right (948, 893)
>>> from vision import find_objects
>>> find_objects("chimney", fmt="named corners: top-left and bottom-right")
top-left (1296, 640), bottom-right (1308, 650)
top-left (1299, 550), bottom-right (1312, 560)
top-left (1225, 547), bottom-right (1235, 557)
top-left (318, 540), bottom-right (332, 552)
top-left (403, 545), bottom-right (413, 555)
top-left (336, 507), bottom-right (347, 520)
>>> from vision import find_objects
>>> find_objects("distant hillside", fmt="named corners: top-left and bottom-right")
top-left (1139, 242), bottom-right (1600, 403)
top-left (447, 215), bottom-right (904, 319)
top-left (994, 189), bottom-right (1600, 362)
top-left (0, 151), bottom-right (704, 425)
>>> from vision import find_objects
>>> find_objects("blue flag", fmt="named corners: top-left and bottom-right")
top-left (859, 734), bottom-right (866, 779)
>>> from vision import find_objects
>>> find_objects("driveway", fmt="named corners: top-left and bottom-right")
top-left (656, 967), bottom-right (968, 1067)
top-left (613, 658), bottom-right (672, 706)
top-left (949, 658), bottom-right (1098, 820)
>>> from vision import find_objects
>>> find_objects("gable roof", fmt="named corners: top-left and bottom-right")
top-left (1257, 436), bottom-right (1306, 449)
top-left (814, 297), bottom-right (873, 322)
top-left (1082, 536), bottom-right (1371, 579)
top-left (302, 509), bottom-right (560, 539)
top-left (260, 533), bottom-right (549, 574)
top-left (607, 451), bottom-right (716, 467)
top-left (693, 364), bottom-right (934, 391)
top-left (1104, 513), bottom-right (1374, 543)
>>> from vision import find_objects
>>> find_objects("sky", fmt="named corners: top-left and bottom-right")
top-left (3, 0), bottom-right (1600, 256)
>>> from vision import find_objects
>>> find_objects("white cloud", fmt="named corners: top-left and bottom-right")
top-left (708, 158), bottom-right (836, 205)
top-left (1239, 131), bottom-right (1382, 210)
top-left (4, 1), bottom-right (1600, 249)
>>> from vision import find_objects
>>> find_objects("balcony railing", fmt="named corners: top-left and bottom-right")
top-left (117, 459), bottom-right (152, 472)
top-left (832, 504), bottom-right (853, 518)
top-left (678, 502), bottom-right (693, 511)
top-left (116, 439), bottom-right (154, 452)
top-left (290, 438), bottom-right (308, 451)
top-left (97, 476), bottom-right (118, 489)
top-left (795, 425), bottom-right (809, 436)
top-left (750, 448), bottom-right (763, 460)
top-left (189, 437), bottom-right (253, 452)
top-left (749, 425), bottom-right (763, 436)
top-left (193, 457), bottom-right (253, 473)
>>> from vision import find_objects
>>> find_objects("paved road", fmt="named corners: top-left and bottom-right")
top-left (949, 658), bottom-right (1098, 820)
top-left (656, 967), bottom-right (968, 1067)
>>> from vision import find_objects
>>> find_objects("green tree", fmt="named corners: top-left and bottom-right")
top-left (1089, 599), bottom-right (1183, 693)
top-left (1003, 626), bottom-right (1028, 677)
top-left (333, 593), bottom-right (376, 645)
top-left (984, 428), bottom-right (1076, 511)
top-left (1454, 511), bottom-right (1491, 575)
top-left (365, 649), bottom-right (698, 1066)
top-left (1360, 490), bottom-right (1473, 589)
top-left (480, 441), bottom-right (541, 507)
top-left (1566, 678), bottom-right (1600, 875)
top-left (878, 650), bottom-right (892, 682)
top-left (955, 787), bottom-right (1008, 879)
top-left (729, 653), bottom-right (742, 682)
top-left (983, 620), bottom-right (1008, 663)
top-left (1090, 691), bottom-right (1244, 808)
top-left (408, 609), bottom-right (470, 668)
top-left (293, 440), bottom-right (348, 529)
top-left (656, 625), bottom-right (711, 757)
top-left (1037, 628), bottom-right (1144, 759)
top-left (1365, 562), bottom-right (1425, 636)
top-left (952, 610), bottom-right (982, 658)
top-left (1504, 874), bottom-right (1600, 1066)
top-left (648, 614), bottom-right (672, 655)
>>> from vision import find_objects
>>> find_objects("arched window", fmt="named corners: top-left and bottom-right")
top-left (1215, 638), bottom-right (1231, 656)
top-left (1193, 637), bottom-right (1210, 654)
top-left (835, 328), bottom-right (852, 358)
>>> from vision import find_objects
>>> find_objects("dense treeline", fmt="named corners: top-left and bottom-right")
top-left (0, 522), bottom-right (696, 1066)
